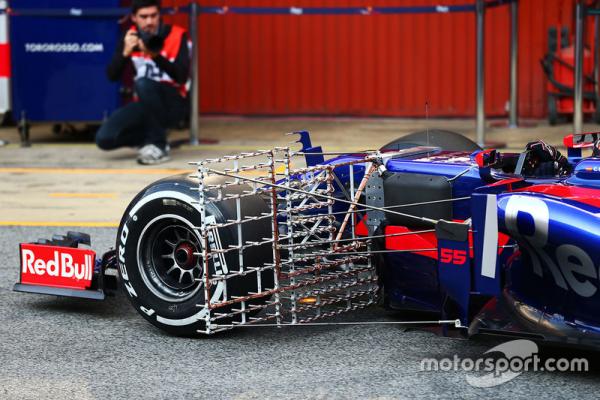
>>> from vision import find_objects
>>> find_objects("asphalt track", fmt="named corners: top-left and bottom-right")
top-left (2, 226), bottom-right (600, 400)
top-left (3, 120), bottom-right (600, 398)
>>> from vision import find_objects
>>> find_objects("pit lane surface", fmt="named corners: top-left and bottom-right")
top-left (2, 227), bottom-right (600, 400)
top-left (2, 119), bottom-right (600, 398)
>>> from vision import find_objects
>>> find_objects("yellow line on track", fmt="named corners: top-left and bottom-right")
top-left (0, 166), bottom-right (288, 176)
top-left (1, 142), bottom-right (372, 152)
top-left (0, 221), bottom-right (119, 227)
top-left (49, 193), bottom-right (118, 199)
top-left (0, 167), bottom-right (191, 175)
top-left (2, 143), bottom-right (275, 151)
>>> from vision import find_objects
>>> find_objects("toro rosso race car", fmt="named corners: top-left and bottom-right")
top-left (13, 129), bottom-right (600, 346)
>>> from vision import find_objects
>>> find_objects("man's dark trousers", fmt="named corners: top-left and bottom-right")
top-left (96, 78), bottom-right (186, 150)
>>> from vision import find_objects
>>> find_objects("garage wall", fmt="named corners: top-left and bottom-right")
top-left (164, 0), bottom-right (579, 118)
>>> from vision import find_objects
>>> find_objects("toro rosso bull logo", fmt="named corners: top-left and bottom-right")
top-left (20, 243), bottom-right (95, 290)
top-left (499, 194), bottom-right (600, 298)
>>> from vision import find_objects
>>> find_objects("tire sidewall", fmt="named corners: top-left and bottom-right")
top-left (117, 176), bottom-right (273, 336)
top-left (118, 188), bottom-right (221, 335)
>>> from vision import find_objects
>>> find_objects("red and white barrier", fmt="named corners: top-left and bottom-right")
top-left (0, 0), bottom-right (10, 115)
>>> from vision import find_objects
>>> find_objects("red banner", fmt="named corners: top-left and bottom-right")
top-left (0, 44), bottom-right (9, 78)
top-left (19, 244), bottom-right (95, 290)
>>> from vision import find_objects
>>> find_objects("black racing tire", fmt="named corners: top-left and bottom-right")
top-left (380, 129), bottom-right (481, 152)
top-left (117, 174), bottom-right (273, 336)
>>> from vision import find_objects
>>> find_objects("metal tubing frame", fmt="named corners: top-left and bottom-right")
top-left (574, 0), bottom-right (585, 136)
top-left (189, 144), bottom-right (512, 334)
top-left (189, 1), bottom-right (200, 145)
top-left (194, 148), bottom-right (381, 333)
top-left (476, 0), bottom-right (485, 147)
top-left (508, 0), bottom-right (519, 127)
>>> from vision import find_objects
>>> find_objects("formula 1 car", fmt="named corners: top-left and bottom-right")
top-left (14, 129), bottom-right (600, 347)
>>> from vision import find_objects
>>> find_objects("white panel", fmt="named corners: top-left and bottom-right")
top-left (481, 194), bottom-right (499, 279)
top-left (0, 78), bottom-right (9, 113)
top-left (0, 1), bottom-right (7, 43)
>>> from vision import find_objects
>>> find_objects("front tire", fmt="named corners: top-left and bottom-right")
top-left (117, 175), bottom-right (273, 336)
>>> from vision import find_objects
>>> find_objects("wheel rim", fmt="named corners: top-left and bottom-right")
top-left (137, 215), bottom-right (204, 303)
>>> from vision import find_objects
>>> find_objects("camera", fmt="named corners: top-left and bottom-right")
top-left (134, 25), bottom-right (166, 53)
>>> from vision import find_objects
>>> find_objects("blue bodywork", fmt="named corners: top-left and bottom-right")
top-left (293, 131), bottom-right (600, 347)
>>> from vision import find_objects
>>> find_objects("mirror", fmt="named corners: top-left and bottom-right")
top-left (474, 149), bottom-right (499, 168)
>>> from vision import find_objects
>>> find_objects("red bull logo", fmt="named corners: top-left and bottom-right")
top-left (19, 244), bottom-right (95, 290)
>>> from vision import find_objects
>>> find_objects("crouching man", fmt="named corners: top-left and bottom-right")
top-left (96, 0), bottom-right (189, 165)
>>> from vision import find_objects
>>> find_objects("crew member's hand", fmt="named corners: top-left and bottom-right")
top-left (137, 39), bottom-right (159, 58)
top-left (123, 29), bottom-right (139, 57)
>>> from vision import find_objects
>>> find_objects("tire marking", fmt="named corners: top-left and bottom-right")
top-left (129, 191), bottom-right (228, 326)
top-left (155, 283), bottom-right (225, 327)
top-left (123, 281), bottom-right (137, 298)
top-left (140, 306), bottom-right (155, 316)
top-left (156, 309), bottom-right (207, 326)
top-left (205, 215), bottom-right (228, 274)
top-left (128, 190), bottom-right (201, 217)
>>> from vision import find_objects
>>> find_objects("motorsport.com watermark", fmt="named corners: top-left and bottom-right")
top-left (24, 42), bottom-right (104, 53)
top-left (420, 339), bottom-right (588, 388)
